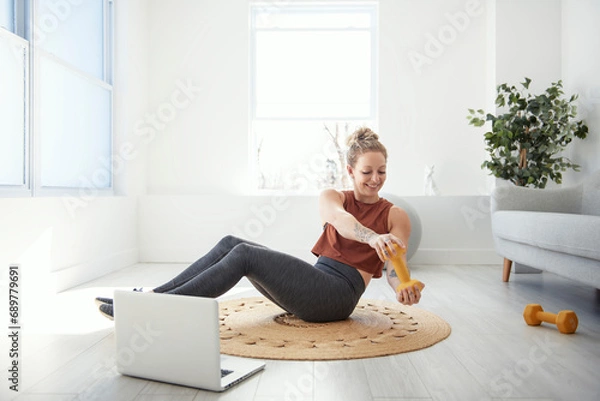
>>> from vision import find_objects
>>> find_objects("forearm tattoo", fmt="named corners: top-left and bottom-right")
top-left (354, 223), bottom-right (376, 244)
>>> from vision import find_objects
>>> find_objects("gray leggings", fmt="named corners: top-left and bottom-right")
top-left (153, 235), bottom-right (365, 322)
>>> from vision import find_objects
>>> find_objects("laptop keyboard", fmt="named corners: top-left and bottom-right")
top-left (221, 369), bottom-right (233, 378)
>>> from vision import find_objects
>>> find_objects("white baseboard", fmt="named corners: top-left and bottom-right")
top-left (51, 248), bottom-right (139, 292)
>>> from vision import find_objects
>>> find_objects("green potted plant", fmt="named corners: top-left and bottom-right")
top-left (467, 78), bottom-right (589, 188)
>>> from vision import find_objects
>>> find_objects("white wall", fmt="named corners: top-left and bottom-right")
top-left (495, 0), bottom-right (562, 92)
top-left (144, 0), bottom-right (494, 197)
top-left (0, 0), bottom-right (149, 293)
top-left (139, 0), bottom-right (577, 266)
top-left (127, 0), bottom-right (600, 272)
top-left (139, 0), bottom-right (600, 266)
top-left (145, 0), bottom-right (249, 195)
top-left (561, 0), bottom-right (600, 183)
top-left (379, 0), bottom-right (490, 196)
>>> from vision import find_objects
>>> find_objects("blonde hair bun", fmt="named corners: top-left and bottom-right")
top-left (346, 127), bottom-right (380, 147)
top-left (345, 127), bottom-right (387, 167)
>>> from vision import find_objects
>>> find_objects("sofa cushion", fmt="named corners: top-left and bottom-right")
top-left (492, 211), bottom-right (600, 261)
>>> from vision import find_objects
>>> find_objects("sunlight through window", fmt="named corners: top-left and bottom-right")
top-left (250, 3), bottom-right (378, 193)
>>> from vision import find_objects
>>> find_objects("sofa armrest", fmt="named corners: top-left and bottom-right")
top-left (491, 183), bottom-right (583, 214)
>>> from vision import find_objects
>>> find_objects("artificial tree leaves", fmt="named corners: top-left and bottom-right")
top-left (467, 78), bottom-right (589, 188)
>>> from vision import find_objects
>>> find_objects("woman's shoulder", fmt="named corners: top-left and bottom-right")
top-left (387, 205), bottom-right (410, 230)
top-left (320, 188), bottom-right (347, 203)
top-left (387, 204), bottom-right (408, 217)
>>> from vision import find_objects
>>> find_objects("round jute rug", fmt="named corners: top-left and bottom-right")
top-left (219, 297), bottom-right (451, 360)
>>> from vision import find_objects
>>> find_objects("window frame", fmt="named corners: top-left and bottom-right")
top-left (248, 2), bottom-right (379, 194)
top-left (0, 6), bottom-right (30, 197)
top-left (249, 2), bottom-right (378, 121)
top-left (0, 0), bottom-right (115, 198)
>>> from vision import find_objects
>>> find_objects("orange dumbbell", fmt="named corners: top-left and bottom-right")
top-left (523, 304), bottom-right (578, 334)
top-left (385, 243), bottom-right (424, 292)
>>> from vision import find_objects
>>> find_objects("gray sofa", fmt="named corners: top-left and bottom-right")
top-left (490, 170), bottom-right (600, 289)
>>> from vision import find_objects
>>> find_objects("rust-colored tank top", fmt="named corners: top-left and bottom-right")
top-left (311, 191), bottom-right (394, 278)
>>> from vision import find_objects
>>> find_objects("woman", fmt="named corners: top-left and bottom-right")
top-left (97, 127), bottom-right (423, 322)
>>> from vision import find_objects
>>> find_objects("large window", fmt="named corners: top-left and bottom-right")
top-left (0, 0), bottom-right (113, 196)
top-left (0, 0), bottom-right (14, 32)
top-left (250, 3), bottom-right (378, 192)
top-left (0, 0), bottom-right (28, 189)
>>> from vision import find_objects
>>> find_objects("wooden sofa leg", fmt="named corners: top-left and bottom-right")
top-left (503, 258), bottom-right (513, 282)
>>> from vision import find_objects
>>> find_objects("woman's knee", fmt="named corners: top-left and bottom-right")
top-left (230, 241), bottom-right (266, 256)
top-left (221, 235), bottom-right (264, 249)
top-left (219, 235), bottom-right (247, 249)
top-left (224, 242), bottom-right (262, 274)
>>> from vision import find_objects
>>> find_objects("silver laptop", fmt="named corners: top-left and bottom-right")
top-left (114, 291), bottom-right (265, 392)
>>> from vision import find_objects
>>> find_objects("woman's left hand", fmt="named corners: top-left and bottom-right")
top-left (396, 283), bottom-right (423, 306)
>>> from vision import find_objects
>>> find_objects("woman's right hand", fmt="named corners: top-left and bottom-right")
top-left (368, 233), bottom-right (406, 262)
